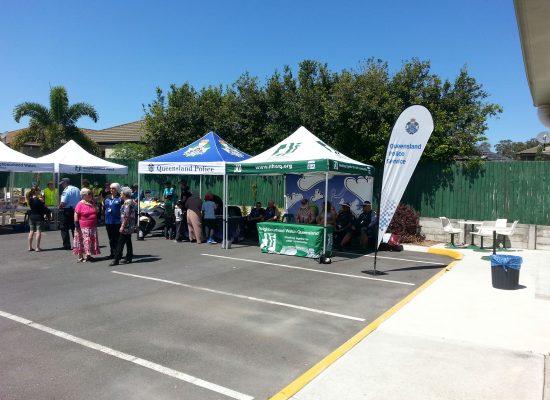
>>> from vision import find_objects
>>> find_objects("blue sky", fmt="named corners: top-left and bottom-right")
top-left (0, 0), bottom-right (545, 148)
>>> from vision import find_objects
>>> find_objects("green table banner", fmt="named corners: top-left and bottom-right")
top-left (257, 222), bottom-right (333, 258)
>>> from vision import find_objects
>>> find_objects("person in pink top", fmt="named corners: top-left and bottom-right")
top-left (73, 188), bottom-right (100, 262)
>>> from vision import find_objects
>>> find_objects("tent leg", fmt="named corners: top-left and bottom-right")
top-left (222, 174), bottom-right (227, 249)
top-left (320, 172), bottom-right (330, 264)
top-left (137, 173), bottom-right (141, 215)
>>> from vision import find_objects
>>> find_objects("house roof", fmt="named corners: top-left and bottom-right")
top-left (3, 127), bottom-right (98, 147)
top-left (3, 120), bottom-right (145, 146)
top-left (516, 145), bottom-right (550, 155)
top-left (480, 151), bottom-right (513, 161)
top-left (88, 120), bottom-right (145, 143)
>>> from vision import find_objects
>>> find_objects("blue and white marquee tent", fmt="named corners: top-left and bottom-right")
top-left (138, 131), bottom-right (251, 175)
top-left (138, 132), bottom-right (251, 247)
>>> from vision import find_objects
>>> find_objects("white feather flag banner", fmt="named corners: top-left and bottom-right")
top-left (377, 105), bottom-right (434, 247)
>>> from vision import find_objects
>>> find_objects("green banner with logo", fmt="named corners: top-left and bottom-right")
top-left (226, 159), bottom-right (374, 176)
top-left (257, 222), bottom-right (333, 258)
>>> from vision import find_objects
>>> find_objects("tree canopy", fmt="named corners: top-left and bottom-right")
top-left (143, 59), bottom-right (502, 163)
top-left (12, 86), bottom-right (100, 155)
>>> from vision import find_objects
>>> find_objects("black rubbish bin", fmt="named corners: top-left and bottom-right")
top-left (490, 255), bottom-right (522, 290)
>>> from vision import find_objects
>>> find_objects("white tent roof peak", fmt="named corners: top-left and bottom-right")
top-left (37, 140), bottom-right (128, 174)
top-left (241, 126), bottom-right (360, 165)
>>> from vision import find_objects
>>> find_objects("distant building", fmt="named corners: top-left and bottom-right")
top-left (454, 150), bottom-right (513, 162)
top-left (516, 145), bottom-right (550, 161)
top-left (2, 120), bottom-right (145, 158)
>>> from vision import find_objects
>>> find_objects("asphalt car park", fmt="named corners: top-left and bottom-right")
top-left (0, 230), bottom-right (452, 399)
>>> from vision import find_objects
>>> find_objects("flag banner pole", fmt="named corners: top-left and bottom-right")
top-left (365, 105), bottom-right (434, 275)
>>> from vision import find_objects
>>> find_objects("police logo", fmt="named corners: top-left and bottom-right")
top-left (74, 165), bottom-right (81, 172)
top-left (148, 163), bottom-right (154, 172)
top-left (405, 119), bottom-right (419, 135)
top-left (234, 164), bottom-right (242, 173)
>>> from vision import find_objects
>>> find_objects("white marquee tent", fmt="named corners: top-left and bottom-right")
top-left (37, 140), bottom-right (128, 174)
top-left (0, 141), bottom-right (54, 173)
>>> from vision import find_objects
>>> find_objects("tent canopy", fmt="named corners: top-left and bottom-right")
top-left (37, 140), bottom-right (128, 174)
top-left (0, 141), bottom-right (54, 172)
top-left (228, 126), bottom-right (374, 176)
top-left (138, 131), bottom-right (251, 175)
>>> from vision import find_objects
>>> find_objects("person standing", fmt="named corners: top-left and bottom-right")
top-left (174, 200), bottom-right (184, 242)
top-left (178, 180), bottom-right (191, 240)
top-left (27, 187), bottom-right (48, 251)
top-left (162, 181), bottom-right (175, 240)
top-left (104, 183), bottom-right (122, 259)
top-left (43, 181), bottom-right (58, 208)
top-left (185, 192), bottom-right (203, 243)
top-left (73, 188), bottom-right (100, 262)
top-left (59, 178), bottom-right (80, 250)
top-left (110, 187), bottom-right (136, 266)
top-left (202, 193), bottom-right (217, 244)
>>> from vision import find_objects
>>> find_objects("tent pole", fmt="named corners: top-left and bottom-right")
top-left (199, 175), bottom-right (202, 198)
top-left (137, 172), bottom-right (141, 215)
top-left (322, 172), bottom-right (328, 261)
top-left (222, 174), bottom-right (226, 248)
top-left (283, 174), bottom-right (287, 213)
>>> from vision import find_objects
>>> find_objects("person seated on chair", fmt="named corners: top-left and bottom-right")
top-left (247, 202), bottom-right (265, 235)
top-left (355, 201), bottom-right (378, 250)
top-left (316, 201), bottom-right (337, 226)
top-left (264, 200), bottom-right (280, 222)
top-left (334, 202), bottom-right (355, 250)
top-left (296, 199), bottom-right (315, 224)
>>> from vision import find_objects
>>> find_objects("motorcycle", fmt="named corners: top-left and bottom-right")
top-left (137, 199), bottom-right (166, 240)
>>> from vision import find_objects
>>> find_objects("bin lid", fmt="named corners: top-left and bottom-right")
top-left (490, 254), bottom-right (522, 269)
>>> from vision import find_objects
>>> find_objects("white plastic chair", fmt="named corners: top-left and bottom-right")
top-left (495, 219), bottom-right (507, 229)
top-left (496, 220), bottom-right (519, 249)
top-left (439, 217), bottom-right (462, 247)
top-left (470, 220), bottom-right (495, 249)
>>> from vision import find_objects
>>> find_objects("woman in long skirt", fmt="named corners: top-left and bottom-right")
top-left (73, 188), bottom-right (100, 262)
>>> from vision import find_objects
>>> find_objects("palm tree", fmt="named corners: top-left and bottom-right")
top-left (12, 86), bottom-right (100, 154)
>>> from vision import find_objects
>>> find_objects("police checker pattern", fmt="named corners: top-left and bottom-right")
top-left (378, 199), bottom-right (397, 234)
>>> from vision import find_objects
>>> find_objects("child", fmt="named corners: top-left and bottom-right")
top-left (174, 200), bottom-right (184, 242)
top-left (202, 193), bottom-right (217, 244)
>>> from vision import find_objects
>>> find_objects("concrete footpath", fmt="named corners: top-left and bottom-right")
top-left (286, 245), bottom-right (550, 400)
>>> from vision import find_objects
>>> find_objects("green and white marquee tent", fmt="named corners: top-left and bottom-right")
top-left (227, 126), bottom-right (374, 176)
top-left (225, 126), bottom-right (375, 260)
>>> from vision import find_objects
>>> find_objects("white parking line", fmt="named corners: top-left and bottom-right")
top-left (111, 271), bottom-right (366, 322)
top-left (0, 309), bottom-right (254, 400)
top-left (201, 254), bottom-right (415, 286)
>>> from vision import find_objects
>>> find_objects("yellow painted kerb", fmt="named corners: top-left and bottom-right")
top-left (269, 249), bottom-right (463, 400)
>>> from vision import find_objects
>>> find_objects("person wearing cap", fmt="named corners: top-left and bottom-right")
top-left (334, 202), bottom-right (355, 250)
top-left (104, 183), bottom-right (122, 258)
top-left (59, 178), bottom-right (81, 250)
top-left (296, 198), bottom-right (314, 224)
top-left (355, 201), bottom-right (378, 250)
